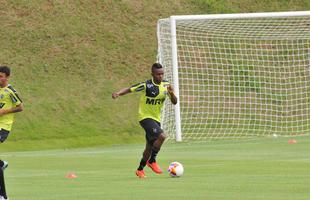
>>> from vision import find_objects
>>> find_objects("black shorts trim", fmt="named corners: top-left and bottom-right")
top-left (139, 118), bottom-right (163, 144)
top-left (0, 129), bottom-right (10, 143)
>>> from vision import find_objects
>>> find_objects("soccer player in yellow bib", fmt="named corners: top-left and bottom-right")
top-left (0, 66), bottom-right (23, 200)
top-left (112, 63), bottom-right (177, 178)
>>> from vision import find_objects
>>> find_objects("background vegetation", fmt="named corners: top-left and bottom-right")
top-left (0, 0), bottom-right (310, 151)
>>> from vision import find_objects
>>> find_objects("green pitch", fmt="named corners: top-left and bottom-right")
top-left (2, 136), bottom-right (310, 200)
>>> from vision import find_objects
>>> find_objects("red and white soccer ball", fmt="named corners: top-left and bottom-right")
top-left (168, 162), bottom-right (184, 177)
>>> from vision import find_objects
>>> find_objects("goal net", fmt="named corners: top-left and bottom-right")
top-left (157, 11), bottom-right (310, 141)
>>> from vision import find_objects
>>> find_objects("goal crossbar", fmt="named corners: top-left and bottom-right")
top-left (170, 11), bottom-right (310, 21)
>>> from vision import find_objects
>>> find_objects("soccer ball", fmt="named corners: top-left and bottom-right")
top-left (168, 162), bottom-right (184, 177)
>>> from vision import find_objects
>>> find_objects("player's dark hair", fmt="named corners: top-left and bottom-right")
top-left (151, 63), bottom-right (163, 72)
top-left (0, 66), bottom-right (10, 76)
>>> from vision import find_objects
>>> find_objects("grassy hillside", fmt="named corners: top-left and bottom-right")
top-left (0, 0), bottom-right (309, 151)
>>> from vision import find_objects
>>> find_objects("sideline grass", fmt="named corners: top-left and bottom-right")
top-left (2, 136), bottom-right (310, 200)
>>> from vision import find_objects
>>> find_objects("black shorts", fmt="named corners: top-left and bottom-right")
top-left (0, 129), bottom-right (10, 143)
top-left (139, 118), bottom-right (163, 144)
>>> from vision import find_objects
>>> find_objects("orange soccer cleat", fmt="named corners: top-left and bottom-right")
top-left (147, 161), bottom-right (163, 174)
top-left (135, 170), bottom-right (146, 178)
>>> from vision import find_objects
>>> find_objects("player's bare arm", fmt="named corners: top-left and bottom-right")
top-left (0, 103), bottom-right (24, 116)
top-left (112, 88), bottom-right (131, 99)
top-left (167, 85), bottom-right (177, 105)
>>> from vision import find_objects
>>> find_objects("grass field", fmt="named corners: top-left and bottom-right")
top-left (1, 1), bottom-right (310, 199)
top-left (1, 136), bottom-right (309, 200)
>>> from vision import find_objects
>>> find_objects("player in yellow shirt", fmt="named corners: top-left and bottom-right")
top-left (112, 63), bottom-right (177, 178)
top-left (0, 66), bottom-right (23, 200)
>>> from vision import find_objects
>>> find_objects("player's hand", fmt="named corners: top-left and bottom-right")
top-left (112, 92), bottom-right (119, 99)
top-left (167, 85), bottom-right (174, 94)
top-left (167, 85), bottom-right (177, 105)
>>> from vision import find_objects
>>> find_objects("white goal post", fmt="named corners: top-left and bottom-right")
top-left (157, 11), bottom-right (310, 141)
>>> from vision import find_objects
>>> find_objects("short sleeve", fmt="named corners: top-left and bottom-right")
top-left (10, 91), bottom-right (22, 106)
top-left (7, 85), bottom-right (22, 106)
top-left (130, 82), bottom-right (145, 93)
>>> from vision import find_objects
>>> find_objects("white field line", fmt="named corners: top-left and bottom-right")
top-left (0, 144), bottom-right (196, 157)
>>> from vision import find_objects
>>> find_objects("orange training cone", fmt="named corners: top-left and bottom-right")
top-left (65, 172), bottom-right (78, 179)
top-left (288, 139), bottom-right (297, 144)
